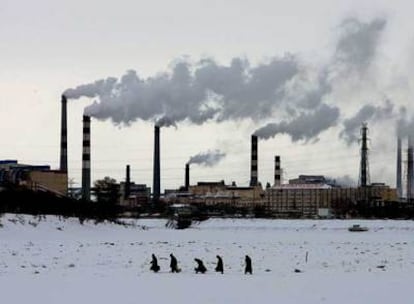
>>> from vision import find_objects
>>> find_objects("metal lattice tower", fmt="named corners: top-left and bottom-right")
top-left (358, 123), bottom-right (370, 187)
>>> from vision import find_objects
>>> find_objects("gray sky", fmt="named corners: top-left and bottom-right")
top-left (1, 0), bottom-right (414, 190)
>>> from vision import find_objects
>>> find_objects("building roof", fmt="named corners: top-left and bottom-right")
top-left (272, 183), bottom-right (332, 190)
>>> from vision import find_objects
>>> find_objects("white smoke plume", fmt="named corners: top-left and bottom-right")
top-left (340, 100), bottom-right (395, 144)
top-left (253, 104), bottom-right (340, 141)
top-left (394, 106), bottom-right (414, 140)
top-left (64, 56), bottom-right (299, 125)
top-left (253, 17), bottom-right (388, 141)
top-left (64, 16), bottom-right (393, 144)
top-left (187, 149), bottom-right (226, 167)
top-left (155, 116), bottom-right (177, 128)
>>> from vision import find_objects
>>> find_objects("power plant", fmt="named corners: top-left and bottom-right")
top-left (2, 94), bottom-right (412, 219)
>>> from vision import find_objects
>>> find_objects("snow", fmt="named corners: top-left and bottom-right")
top-left (0, 214), bottom-right (413, 303)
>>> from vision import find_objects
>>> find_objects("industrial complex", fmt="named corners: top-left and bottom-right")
top-left (0, 94), bottom-right (413, 218)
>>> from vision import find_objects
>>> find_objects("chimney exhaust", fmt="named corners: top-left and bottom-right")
top-left (153, 125), bottom-right (160, 203)
top-left (250, 135), bottom-right (258, 187)
top-left (81, 115), bottom-right (91, 201)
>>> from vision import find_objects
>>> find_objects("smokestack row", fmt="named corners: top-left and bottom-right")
top-left (81, 115), bottom-right (91, 201)
top-left (250, 135), bottom-right (258, 187)
top-left (153, 125), bottom-right (161, 203)
top-left (274, 155), bottom-right (281, 186)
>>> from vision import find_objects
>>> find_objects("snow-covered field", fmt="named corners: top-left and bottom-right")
top-left (0, 214), bottom-right (413, 304)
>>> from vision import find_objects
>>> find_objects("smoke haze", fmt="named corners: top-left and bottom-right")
top-left (188, 150), bottom-right (226, 167)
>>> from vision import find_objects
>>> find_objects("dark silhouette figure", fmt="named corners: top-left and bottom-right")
top-left (244, 255), bottom-right (252, 274)
top-left (215, 255), bottom-right (224, 274)
top-left (194, 258), bottom-right (207, 274)
top-left (150, 254), bottom-right (160, 273)
top-left (170, 253), bottom-right (180, 273)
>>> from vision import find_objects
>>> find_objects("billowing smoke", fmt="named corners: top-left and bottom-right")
top-left (63, 16), bottom-right (390, 144)
top-left (397, 107), bottom-right (414, 139)
top-left (253, 104), bottom-right (340, 141)
top-left (327, 175), bottom-right (357, 187)
top-left (187, 149), bottom-right (226, 167)
top-left (340, 100), bottom-right (394, 144)
top-left (155, 116), bottom-right (177, 128)
top-left (334, 17), bottom-right (386, 72)
top-left (64, 56), bottom-right (299, 125)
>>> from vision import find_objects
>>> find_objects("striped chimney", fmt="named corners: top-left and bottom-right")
top-left (81, 115), bottom-right (91, 201)
top-left (250, 135), bottom-right (258, 186)
top-left (274, 155), bottom-right (282, 186)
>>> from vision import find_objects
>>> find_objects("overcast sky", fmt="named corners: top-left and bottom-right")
top-left (1, 0), bottom-right (414, 191)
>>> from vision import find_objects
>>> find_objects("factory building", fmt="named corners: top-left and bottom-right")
top-left (119, 182), bottom-right (151, 207)
top-left (265, 182), bottom-right (397, 218)
top-left (0, 160), bottom-right (68, 195)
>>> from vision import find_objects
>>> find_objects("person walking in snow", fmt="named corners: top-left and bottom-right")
top-left (194, 258), bottom-right (207, 274)
top-left (150, 254), bottom-right (160, 273)
top-left (215, 255), bottom-right (224, 274)
top-left (170, 253), bottom-right (180, 273)
top-left (244, 255), bottom-right (252, 274)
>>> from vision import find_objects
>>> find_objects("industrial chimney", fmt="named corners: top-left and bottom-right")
top-left (250, 135), bottom-right (258, 187)
top-left (60, 95), bottom-right (68, 173)
top-left (274, 155), bottom-right (282, 186)
top-left (396, 137), bottom-right (402, 198)
top-left (81, 115), bottom-right (91, 201)
top-left (153, 125), bottom-right (161, 203)
top-left (407, 136), bottom-right (413, 202)
top-left (125, 164), bottom-right (131, 200)
top-left (358, 123), bottom-right (370, 187)
top-left (185, 163), bottom-right (190, 191)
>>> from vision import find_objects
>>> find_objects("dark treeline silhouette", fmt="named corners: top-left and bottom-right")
top-left (0, 186), bottom-right (122, 223)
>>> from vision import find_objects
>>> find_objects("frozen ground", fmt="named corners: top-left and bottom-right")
top-left (0, 214), bottom-right (413, 303)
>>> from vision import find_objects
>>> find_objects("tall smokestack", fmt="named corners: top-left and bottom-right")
top-left (60, 95), bottom-right (68, 173)
top-left (125, 164), bottom-right (131, 200)
top-left (358, 123), bottom-right (370, 187)
top-left (81, 115), bottom-right (91, 201)
top-left (185, 163), bottom-right (190, 191)
top-left (153, 125), bottom-right (160, 203)
top-left (274, 155), bottom-right (282, 186)
top-left (250, 135), bottom-right (258, 186)
top-left (397, 137), bottom-right (402, 198)
top-left (407, 136), bottom-right (413, 202)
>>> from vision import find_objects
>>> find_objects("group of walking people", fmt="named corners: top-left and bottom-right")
top-left (150, 253), bottom-right (252, 274)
